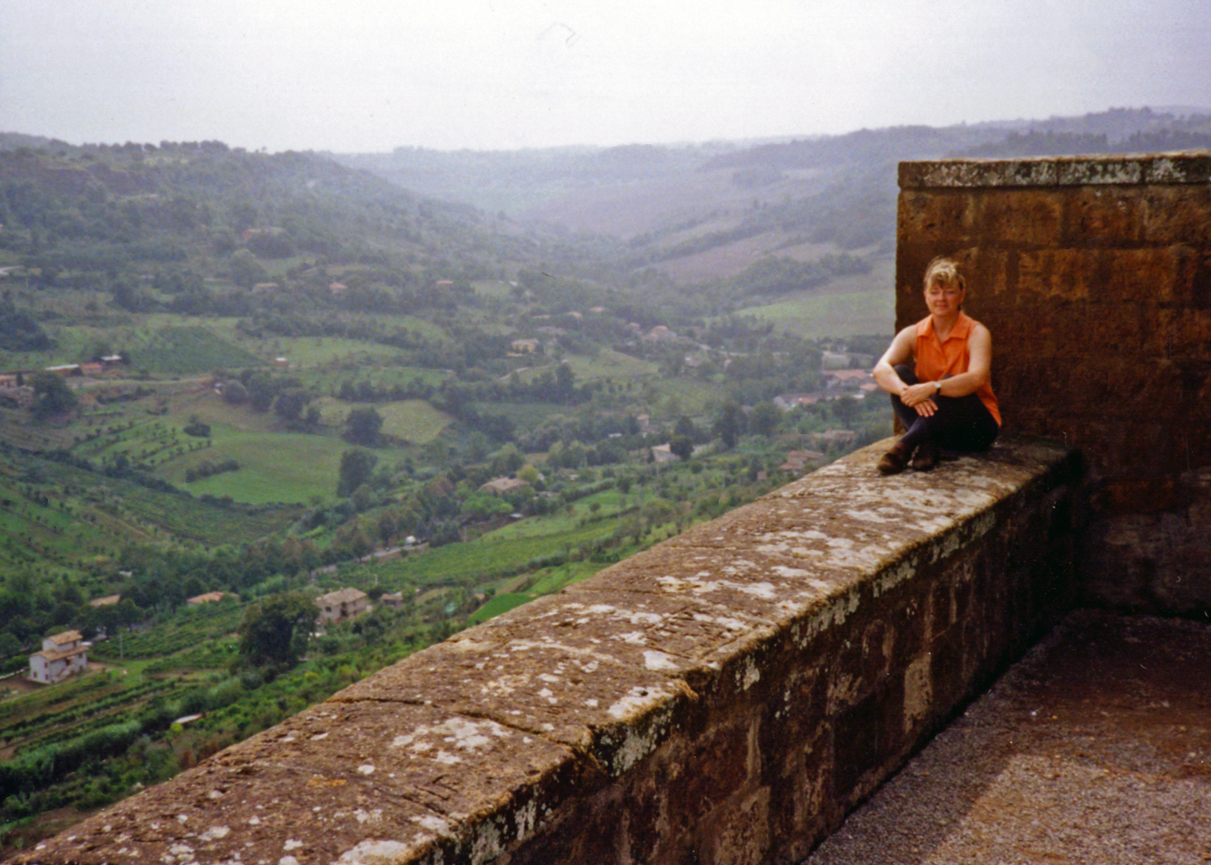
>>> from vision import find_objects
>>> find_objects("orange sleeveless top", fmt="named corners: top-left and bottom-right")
top-left (915, 312), bottom-right (1001, 426)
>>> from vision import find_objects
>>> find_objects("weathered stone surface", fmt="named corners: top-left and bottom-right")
top-left (18, 437), bottom-right (1079, 865)
top-left (900, 151), bottom-right (1211, 189)
top-left (22, 701), bottom-right (582, 865)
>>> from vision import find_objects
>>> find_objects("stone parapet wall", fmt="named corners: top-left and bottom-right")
top-left (897, 151), bottom-right (1211, 613)
top-left (19, 437), bottom-right (1079, 865)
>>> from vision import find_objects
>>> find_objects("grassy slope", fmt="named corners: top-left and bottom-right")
top-left (735, 256), bottom-right (896, 340)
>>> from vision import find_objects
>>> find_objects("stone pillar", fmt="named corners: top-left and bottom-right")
top-left (897, 152), bottom-right (1211, 614)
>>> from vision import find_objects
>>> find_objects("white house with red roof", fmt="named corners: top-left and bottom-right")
top-left (29, 630), bottom-right (89, 684)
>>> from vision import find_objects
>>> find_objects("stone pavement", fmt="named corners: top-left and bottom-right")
top-left (804, 608), bottom-right (1211, 865)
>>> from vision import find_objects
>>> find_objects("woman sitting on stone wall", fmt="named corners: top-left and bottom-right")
top-left (872, 255), bottom-right (1001, 474)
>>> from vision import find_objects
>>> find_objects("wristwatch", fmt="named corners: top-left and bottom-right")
top-left (934, 381), bottom-right (942, 394)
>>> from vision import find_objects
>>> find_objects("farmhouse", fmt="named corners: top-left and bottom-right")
top-left (315, 587), bottom-right (369, 625)
top-left (44, 364), bottom-right (81, 377)
top-left (822, 368), bottom-right (873, 388)
top-left (28, 630), bottom-right (89, 685)
top-left (811, 428), bottom-right (858, 448)
top-left (650, 443), bottom-right (678, 464)
top-left (774, 392), bottom-right (820, 411)
top-left (187, 591), bottom-right (227, 605)
top-left (780, 449), bottom-right (825, 473)
top-left (479, 476), bottom-right (530, 495)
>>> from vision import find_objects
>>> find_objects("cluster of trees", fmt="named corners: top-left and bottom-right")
top-left (184, 458), bottom-right (240, 483)
top-left (0, 291), bottom-right (53, 351)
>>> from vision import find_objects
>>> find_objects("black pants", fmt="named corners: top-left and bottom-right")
top-left (891, 364), bottom-right (999, 452)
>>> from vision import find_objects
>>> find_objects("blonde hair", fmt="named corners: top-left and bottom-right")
top-left (923, 256), bottom-right (966, 292)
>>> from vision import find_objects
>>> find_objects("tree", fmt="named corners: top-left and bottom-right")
top-left (345, 406), bottom-right (383, 444)
top-left (750, 401), bottom-right (781, 438)
top-left (337, 448), bottom-right (378, 497)
top-left (222, 380), bottom-right (248, 404)
top-left (237, 593), bottom-right (314, 669)
top-left (673, 415), bottom-right (697, 441)
top-left (273, 388), bottom-right (310, 422)
top-left (490, 443), bottom-right (525, 476)
top-left (246, 374), bottom-right (276, 412)
top-left (30, 372), bottom-right (78, 421)
top-left (669, 434), bottom-right (694, 461)
top-left (229, 249), bottom-right (268, 289)
top-left (831, 396), bottom-right (859, 430)
top-left (714, 400), bottom-right (746, 449)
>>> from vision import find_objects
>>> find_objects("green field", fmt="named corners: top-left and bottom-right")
top-left (564, 348), bottom-right (656, 383)
top-left (242, 336), bottom-right (401, 369)
top-left (650, 377), bottom-right (718, 416)
top-left (160, 425), bottom-right (354, 504)
top-left (132, 327), bottom-right (266, 374)
top-left (374, 401), bottom-right (451, 444)
top-left (302, 365), bottom-right (451, 395)
top-left (369, 515), bottom-right (617, 589)
top-left (0, 450), bottom-right (299, 566)
top-left (737, 258), bottom-right (896, 340)
top-left (465, 592), bottom-right (533, 625)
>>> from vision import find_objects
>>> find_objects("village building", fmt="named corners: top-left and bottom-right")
top-left (88, 594), bottom-right (122, 608)
top-left (821, 350), bottom-right (852, 370)
top-left (643, 325), bottom-right (676, 342)
top-left (187, 591), bottom-right (227, 605)
top-left (811, 428), bottom-right (858, 449)
top-left (315, 588), bottom-right (369, 625)
top-left (822, 368), bottom-right (874, 388)
top-left (45, 364), bottom-right (81, 377)
top-left (774, 393), bottom-right (820, 411)
top-left (28, 630), bottom-right (89, 685)
top-left (650, 443), bottom-right (678, 464)
top-left (479, 476), bottom-right (530, 496)
top-left (380, 592), bottom-right (404, 609)
top-left (780, 450), bottom-right (826, 474)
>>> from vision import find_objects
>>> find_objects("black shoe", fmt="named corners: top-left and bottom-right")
top-left (877, 444), bottom-right (911, 475)
top-left (910, 443), bottom-right (938, 471)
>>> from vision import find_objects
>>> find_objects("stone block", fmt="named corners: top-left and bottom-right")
top-left (897, 190), bottom-right (975, 245)
top-left (1100, 246), bottom-right (1194, 303)
top-left (928, 628), bottom-right (967, 712)
top-left (1144, 151), bottom-right (1211, 183)
top-left (975, 190), bottom-right (1063, 246)
top-left (1149, 305), bottom-right (1211, 359)
top-left (899, 158), bottom-right (1058, 189)
top-left (1061, 186), bottom-right (1144, 245)
top-left (1141, 184), bottom-right (1211, 245)
top-left (1013, 247), bottom-right (1098, 301)
top-left (703, 787), bottom-right (772, 865)
top-left (832, 688), bottom-right (883, 801)
top-left (1055, 156), bottom-right (1144, 186)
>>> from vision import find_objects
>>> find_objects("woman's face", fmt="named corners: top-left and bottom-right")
top-left (925, 279), bottom-right (964, 317)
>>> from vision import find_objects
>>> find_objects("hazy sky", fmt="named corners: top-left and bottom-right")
top-left (2, 0), bottom-right (1208, 153)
